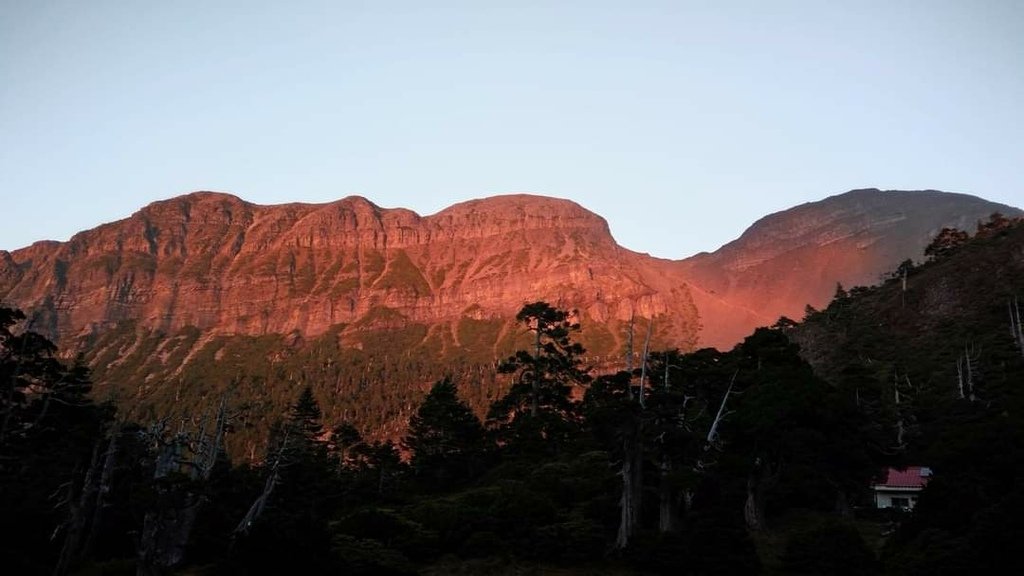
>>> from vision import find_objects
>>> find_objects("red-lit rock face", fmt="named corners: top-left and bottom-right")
top-left (1, 188), bottom-right (1018, 356)
top-left (0, 192), bottom-right (699, 356)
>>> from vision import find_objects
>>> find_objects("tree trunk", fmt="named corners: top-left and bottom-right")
top-left (233, 432), bottom-right (288, 539)
top-left (82, 426), bottom-right (120, 558)
top-left (138, 403), bottom-right (229, 576)
top-left (615, 425), bottom-right (644, 548)
top-left (531, 328), bottom-right (541, 417)
top-left (658, 455), bottom-right (675, 533)
top-left (615, 444), bottom-right (634, 549)
top-left (894, 373), bottom-right (905, 449)
top-left (835, 487), bottom-right (852, 519)
top-left (638, 319), bottom-right (653, 408)
top-left (901, 266), bottom-right (907, 308)
top-left (233, 469), bottom-right (278, 538)
top-left (706, 372), bottom-right (737, 446)
top-left (138, 500), bottom-right (201, 576)
top-left (1010, 297), bottom-right (1024, 356)
top-left (626, 310), bottom-right (635, 402)
top-left (744, 472), bottom-right (765, 532)
top-left (53, 438), bottom-right (103, 576)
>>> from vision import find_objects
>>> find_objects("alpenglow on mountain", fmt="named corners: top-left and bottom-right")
top-left (0, 188), bottom-right (1018, 442)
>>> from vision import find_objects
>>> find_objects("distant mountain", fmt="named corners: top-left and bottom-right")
top-left (0, 188), bottom-right (1017, 444)
top-left (678, 189), bottom-right (1022, 347)
top-left (792, 213), bottom-right (1024, 385)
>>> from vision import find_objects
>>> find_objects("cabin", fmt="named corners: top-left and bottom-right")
top-left (872, 466), bottom-right (931, 510)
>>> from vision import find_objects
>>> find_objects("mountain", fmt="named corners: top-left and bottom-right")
top-left (0, 192), bottom-right (698, 352)
top-left (0, 192), bottom-right (701, 444)
top-left (680, 189), bottom-right (1022, 347)
top-left (0, 188), bottom-right (1018, 446)
top-left (793, 213), bottom-right (1024, 388)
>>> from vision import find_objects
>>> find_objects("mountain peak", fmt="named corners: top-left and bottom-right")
top-left (431, 194), bottom-right (611, 238)
top-left (679, 188), bottom-right (1022, 347)
top-left (141, 190), bottom-right (249, 210)
top-left (329, 195), bottom-right (384, 210)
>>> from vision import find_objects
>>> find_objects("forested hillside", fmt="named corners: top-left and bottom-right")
top-left (793, 213), bottom-right (1024, 573)
top-left (2, 215), bottom-right (1022, 575)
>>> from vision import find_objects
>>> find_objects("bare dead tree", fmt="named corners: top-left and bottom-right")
top-left (1010, 297), bottom-right (1024, 357)
top-left (956, 342), bottom-right (980, 402)
top-left (744, 455), bottom-right (780, 532)
top-left (614, 427), bottom-right (644, 550)
top-left (615, 313), bottom-right (648, 549)
top-left (638, 319), bottom-right (653, 409)
top-left (900, 262), bottom-right (909, 308)
top-left (136, 398), bottom-right (232, 576)
top-left (52, 438), bottom-right (102, 576)
top-left (625, 309), bottom-right (635, 402)
top-left (233, 430), bottom-right (290, 538)
top-left (706, 371), bottom-right (737, 448)
top-left (656, 397), bottom-right (694, 534)
top-left (656, 434), bottom-right (674, 533)
top-left (662, 359), bottom-right (680, 392)
top-left (894, 371), bottom-right (905, 449)
top-left (660, 371), bottom-right (737, 532)
top-left (531, 313), bottom-right (542, 418)
top-left (83, 422), bottom-right (120, 556)
top-left (891, 370), bottom-right (917, 451)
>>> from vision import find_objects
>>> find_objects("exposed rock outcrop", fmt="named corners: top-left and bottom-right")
top-left (0, 192), bottom-right (699, 356)
top-left (1, 188), bottom-right (1018, 357)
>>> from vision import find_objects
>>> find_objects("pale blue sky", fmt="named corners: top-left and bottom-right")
top-left (1, 0), bottom-right (1021, 258)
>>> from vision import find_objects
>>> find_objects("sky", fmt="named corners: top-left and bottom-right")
top-left (1, 0), bottom-right (1021, 259)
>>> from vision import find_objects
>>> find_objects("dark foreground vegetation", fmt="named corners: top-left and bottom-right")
top-left (2, 215), bottom-right (1023, 575)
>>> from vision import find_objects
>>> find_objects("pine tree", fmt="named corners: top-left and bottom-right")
top-left (404, 378), bottom-right (484, 488)
top-left (287, 385), bottom-right (326, 452)
top-left (230, 385), bottom-right (335, 573)
top-left (487, 302), bottom-right (591, 453)
top-left (0, 307), bottom-right (109, 574)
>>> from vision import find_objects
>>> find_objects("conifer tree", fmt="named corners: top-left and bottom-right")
top-left (404, 378), bottom-right (484, 488)
top-left (0, 307), bottom-right (109, 574)
top-left (487, 302), bottom-right (591, 452)
top-left (286, 385), bottom-right (327, 457)
top-left (230, 385), bottom-right (335, 573)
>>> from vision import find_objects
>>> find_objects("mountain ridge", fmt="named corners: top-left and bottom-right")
top-left (1, 186), bottom-right (1019, 446)
top-left (2, 188), bottom-right (1019, 351)
top-left (0, 190), bottom-right (697, 355)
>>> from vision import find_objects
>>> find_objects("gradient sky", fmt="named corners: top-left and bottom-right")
top-left (1, 0), bottom-right (1021, 258)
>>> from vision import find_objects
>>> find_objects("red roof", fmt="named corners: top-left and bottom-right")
top-left (876, 467), bottom-right (932, 488)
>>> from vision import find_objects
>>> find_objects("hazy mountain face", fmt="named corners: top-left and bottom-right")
top-left (679, 189), bottom-right (1022, 346)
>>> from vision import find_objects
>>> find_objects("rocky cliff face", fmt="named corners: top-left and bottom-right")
top-left (0, 192), bottom-right (699, 357)
top-left (1, 189), bottom-right (1018, 358)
